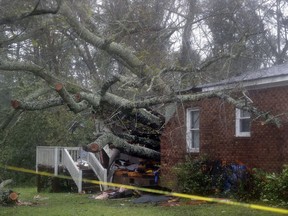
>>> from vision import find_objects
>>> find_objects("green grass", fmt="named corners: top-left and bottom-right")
top-left (0, 187), bottom-right (284, 216)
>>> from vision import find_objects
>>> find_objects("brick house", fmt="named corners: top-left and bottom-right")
top-left (160, 63), bottom-right (288, 189)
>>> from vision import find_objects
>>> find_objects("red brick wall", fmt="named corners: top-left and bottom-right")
top-left (160, 86), bottom-right (288, 189)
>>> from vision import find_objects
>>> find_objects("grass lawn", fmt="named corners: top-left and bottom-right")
top-left (0, 187), bottom-right (284, 216)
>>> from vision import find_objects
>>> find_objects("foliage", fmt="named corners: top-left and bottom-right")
top-left (0, 108), bottom-right (96, 184)
top-left (232, 168), bottom-right (264, 202)
top-left (260, 165), bottom-right (288, 206)
top-left (175, 157), bottom-right (288, 205)
top-left (175, 156), bottom-right (218, 196)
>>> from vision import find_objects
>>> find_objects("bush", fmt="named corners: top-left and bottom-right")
top-left (260, 165), bottom-right (288, 206)
top-left (175, 157), bottom-right (282, 202)
top-left (175, 156), bottom-right (224, 196)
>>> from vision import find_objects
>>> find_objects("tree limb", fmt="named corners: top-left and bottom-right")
top-left (11, 98), bottom-right (64, 110)
top-left (0, 60), bottom-right (88, 93)
top-left (78, 92), bottom-right (163, 128)
top-left (114, 133), bottom-right (159, 149)
top-left (0, 60), bottom-right (90, 112)
top-left (0, 110), bottom-right (23, 131)
top-left (60, 1), bottom-right (171, 94)
top-left (0, 0), bottom-right (61, 26)
top-left (0, 86), bottom-right (52, 130)
top-left (86, 133), bottom-right (160, 160)
top-left (217, 93), bottom-right (281, 127)
top-left (0, 28), bottom-right (44, 48)
top-left (54, 83), bottom-right (89, 113)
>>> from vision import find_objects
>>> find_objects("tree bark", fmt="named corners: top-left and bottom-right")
top-left (86, 133), bottom-right (160, 160)
top-left (115, 133), bottom-right (159, 149)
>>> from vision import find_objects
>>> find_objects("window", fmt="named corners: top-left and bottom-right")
top-left (235, 108), bottom-right (251, 137)
top-left (186, 109), bottom-right (200, 153)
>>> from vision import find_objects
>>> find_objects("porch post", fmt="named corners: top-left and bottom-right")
top-left (54, 147), bottom-right (59, 176)
top-left (36, 146), bottom-right (39, 173)
top-left (78, 170), bottom-right (82, 193)
top-left (103, 169), bottom-right (108, 191)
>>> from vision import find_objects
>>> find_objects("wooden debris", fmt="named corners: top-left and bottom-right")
top-left (8, 192), bottom-right (18, 201)
top-left (0, 179), bottom-right (19, 205)
top-left (0, 190), bottom-right (19, 205)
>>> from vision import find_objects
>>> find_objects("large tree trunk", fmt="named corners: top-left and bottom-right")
top-left (85, 133), bottom-right (160, 160)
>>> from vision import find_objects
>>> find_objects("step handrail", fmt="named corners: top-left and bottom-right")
top-left (62, 149), bottom-right (82, 193)
top-left (86, 152), bottom-right (107, 191)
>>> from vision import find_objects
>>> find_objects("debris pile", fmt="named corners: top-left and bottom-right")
top-left (90, 186), bottom-right (175, 206)
top-left (90, 187), bottom-right (209, 206)
top-left (113, 159), bottom-right (160, 187)
top-left (89, 187), bottom-right (139, 200)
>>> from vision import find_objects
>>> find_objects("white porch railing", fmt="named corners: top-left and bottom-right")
top-left (36, 146), bottom-right (61, 175)
top-left (87, 152), bottom-right (107, 191)
top-left (62, 149), bottom-right (82, 193)
top-left (36, 146), bottom-right (109, 193)
top-left (65, 147), bottom-right (80, 162)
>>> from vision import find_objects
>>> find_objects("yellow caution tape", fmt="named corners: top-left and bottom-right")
top-left (1, 164), bottom-right (288, 214)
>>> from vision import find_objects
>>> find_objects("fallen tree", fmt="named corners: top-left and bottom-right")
top-left (0, 0), bottom-right (281, 163)
top-left (85, 132), bottom-right (160, 160)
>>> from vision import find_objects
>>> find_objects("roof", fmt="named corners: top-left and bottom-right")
top-left (199, 62), bottom-right (288, 92)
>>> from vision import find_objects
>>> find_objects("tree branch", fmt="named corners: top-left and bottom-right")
top-left (0, 60), bottom-right (88, 93)
top-left (0, 0), bottom-right (61, 26)
top-left (0, 110), bottom-right (23, 131)
top-left (0, 60), bottom-right (90, 113)
top-left (54, 83), bottom-right (89, 113)
top-left (100, 76), bottom-right (120, 96)
top-left (115, 133), bottom-right (159, 149)
top-left (0, 28), bottom-right (45, 48)
top-left (217, 93), bottom-right (281, 127)
top-left (78, 92), bottom-right (163, 128)
top-left (60, 1), bottom-right (171, 94)
top-left (86, 133), bottom-right (160, 160)
top-left (11, 98), bottom-right (64, 110)
top-left (0, 86), bottom-right (52, 130)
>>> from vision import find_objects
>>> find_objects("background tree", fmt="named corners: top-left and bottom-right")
top-left (200, 0), bottom-right (266, 79)
top-left (259, 0), bottom-right (288, 65)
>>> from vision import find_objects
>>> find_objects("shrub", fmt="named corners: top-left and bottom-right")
top-left (175, 156), bottom-right (222, 196)
top-left (175, 157), bottom-right (278, 202)
top-left (261, 165), bottom-right (288, 206)
top-left (231, 168), bottom-right (264, 201)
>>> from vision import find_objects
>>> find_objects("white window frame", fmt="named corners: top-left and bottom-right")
top-left (235, 108), bottom-right (251, 137)
top-left (186, 108), bottom-right (200, 153)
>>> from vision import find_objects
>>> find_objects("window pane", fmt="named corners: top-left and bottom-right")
top-left (187, 109), bottom-right (200, 152)
top-left (240, 119), bottom-right (251, 132)
top-left (192, 130), bottom-right (199, 149)
top-left (191, 111), bottom-right (199, 128)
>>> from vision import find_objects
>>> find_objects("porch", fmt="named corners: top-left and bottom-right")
top-left (36, 146), bottom-right (112, 193)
